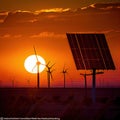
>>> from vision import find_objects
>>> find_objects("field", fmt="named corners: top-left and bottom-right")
top-left (0, 88), bottom-right (120, 120)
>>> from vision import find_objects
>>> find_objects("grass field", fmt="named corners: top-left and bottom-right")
top-left (0, 88), bottom-right (120, 120)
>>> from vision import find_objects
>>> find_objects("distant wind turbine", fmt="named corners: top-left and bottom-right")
top-left (46, 62), bottom-right (55, 88)
top-left (62, 65), bottom-right (68, 88)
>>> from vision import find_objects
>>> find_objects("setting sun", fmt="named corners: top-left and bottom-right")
top-left (24, 55), bottom-right (46, 74)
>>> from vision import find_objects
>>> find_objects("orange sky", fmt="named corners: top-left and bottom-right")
top-left (0, 2), bottom-right (120, 88)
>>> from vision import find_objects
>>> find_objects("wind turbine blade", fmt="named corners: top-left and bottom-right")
top-left (50, 69), bottom-right (55, 79)
top-left (51, 69), bottom-right (55, 72)
top-left (50, 63), bottom-right (55, 68)
top-left (63, 64), bottom-right (69, 72)
top-left (50, 73), bottom-right (53, 80)
top-left (46, 61), bottom-right (50, 67)
top-left (32, 64), bottom-right (37, 72)
top-left (33, 46), bottom-right (39, 62)
top-left (41, 63), bottom-right (45, 66)
top-left (65, 68), bottom-right (68, 72)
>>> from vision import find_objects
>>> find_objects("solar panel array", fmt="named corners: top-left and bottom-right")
top-left (66, 33), bottom-right (115, 70)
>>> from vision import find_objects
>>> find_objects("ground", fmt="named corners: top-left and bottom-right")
top-left (0, 88), bottom-right (120, 120)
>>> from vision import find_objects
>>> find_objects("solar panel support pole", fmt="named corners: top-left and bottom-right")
top-left (92, 68), bottom-right (96, 103)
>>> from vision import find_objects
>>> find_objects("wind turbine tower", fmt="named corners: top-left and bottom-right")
top-left (62, 66), bottom-right (68, 88)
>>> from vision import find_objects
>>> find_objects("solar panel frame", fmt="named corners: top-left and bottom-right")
top-left (66, 33), bottom-right (115, 70)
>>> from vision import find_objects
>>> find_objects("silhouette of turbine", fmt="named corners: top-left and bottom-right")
top-left (62, 65), bottom-right (68, 88)
top-left (33, 46), bottom-right (41, 88)
top-left (46, 62), bottom-right (55, 88)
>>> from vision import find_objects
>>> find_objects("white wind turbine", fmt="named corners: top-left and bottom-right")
top-left (33, 46), bottom-right (41, 88)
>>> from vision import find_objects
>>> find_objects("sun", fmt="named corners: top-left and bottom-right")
top-left (24, 55), bottom-right (46, 73)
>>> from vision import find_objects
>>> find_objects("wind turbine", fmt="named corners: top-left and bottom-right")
top-left (46, 62), bottom-right (55, 88)
top-left (62, 65), bottom-right (68, 88)
top-left (33, 46), bottom-right (41, 88)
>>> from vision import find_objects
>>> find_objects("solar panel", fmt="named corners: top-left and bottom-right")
top-left (66, 33), bottom-right (115, 70)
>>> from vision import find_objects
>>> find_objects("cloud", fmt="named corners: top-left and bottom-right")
top-left (0, 33), bottom-right (22, 38)
top-left (1, 3), bottom-right (120, 24)
top-left (0, 11), bottom-right (8, 15)
top-left (0, 3), bottom-right (120, 35)
top-left (35, 8), bottom-right (71, 14)
top-left (1, 34), bottom-right (11, 38)
top-left (13, 34), bottom-right (22, 38)
top-left (0, 11), bottom-right (8, 23)
top-left (1, 8), bottom-right (71, 25)
top-left (30, 32), bottom-right (65, 38)
top-left (80, 2), bottom-right (120, 11)
top-left (1, 10), bottom-right (37, 26)
top-left (93, 3), bottom-right (120, 10)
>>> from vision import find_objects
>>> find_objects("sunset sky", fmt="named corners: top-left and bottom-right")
top-left (0, 0), bottom-right (120, 88)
